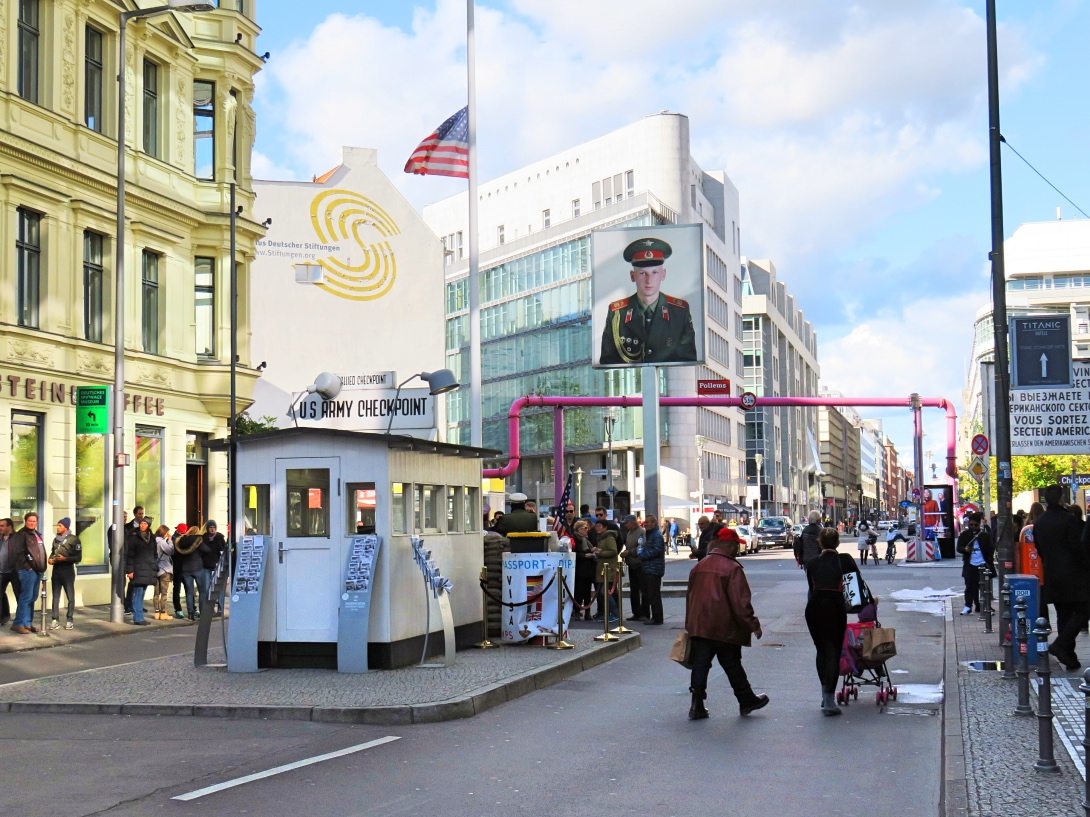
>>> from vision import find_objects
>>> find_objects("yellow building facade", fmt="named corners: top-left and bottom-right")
top-left (0, 0), bottom-right (264, 603)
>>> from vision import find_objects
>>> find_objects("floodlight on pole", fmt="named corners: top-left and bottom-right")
top-left (385, 370), bottom-right (460, 436)
top-left (288, 372), bottom-right (343, 426)
top-left (111, 0), bottom-right (215, 625)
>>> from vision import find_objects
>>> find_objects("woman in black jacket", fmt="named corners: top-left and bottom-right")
top-left (956, 511), bottom-right (995, 616)
top-left (124, 518), bottom-right (158, 625)
top-left (804, 528), bottom-right (862, 716)
top-left (174, 525), bottom-right (206, 621)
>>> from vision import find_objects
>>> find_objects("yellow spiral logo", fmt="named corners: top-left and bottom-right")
top-left (308, 188), bottom-right (400, 301)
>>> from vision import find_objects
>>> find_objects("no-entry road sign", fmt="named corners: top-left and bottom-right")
top-left (971, 434), bottom-right (989, 456)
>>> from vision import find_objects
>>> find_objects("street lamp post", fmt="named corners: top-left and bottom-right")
top-left (574, 467), bottom-right (584, 513)
top-left (695, 434), bottom-right (705, 513)
top-left (754, 452), bottom-right (764, 522)
top-left (604, 409), bottom-right (617, 517)
top-left (112, 0), bottom-right (214, 624)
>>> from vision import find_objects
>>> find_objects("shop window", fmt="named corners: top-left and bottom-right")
top-left (346, 482), bottom-right (377, 535)
top-left (463, 486), bottom-right (480, 532)
top-left (135, 426), bottom-right (163, 525)
top-left (242, 483), bottom-right (269, 535)
top-left (76, 433), bottom-right (107, 569)
top-left (446, 486), bottom-right (462, 533)
top-left (285, 468), bottom-right (329, 537)
top-left (11, 412), bottom-right (43, 522)
top-left (391, 482), bottom-right (409, 535)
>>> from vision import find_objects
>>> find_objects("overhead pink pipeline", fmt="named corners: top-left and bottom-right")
top-left (481, 394), bottom-right (959, 483)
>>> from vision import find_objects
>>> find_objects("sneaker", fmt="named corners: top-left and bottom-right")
top-left (960, 606), bottom-right (972, 615)
top-left (64, 621), bottom-right (74, 630)
top-left (174, 611), bottom-right (186, 619)
top-left (49, 619), bottom-right (59, 630)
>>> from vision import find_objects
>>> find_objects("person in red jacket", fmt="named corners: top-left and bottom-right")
top-left (684, 525), bottom-right (769, 720)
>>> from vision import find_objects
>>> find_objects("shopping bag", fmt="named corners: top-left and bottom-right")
top-left (863, 626), bottom-right (896, 662)
top-left (670, 630), bottom-right (693, 669)
top-left (841, 568), bottom-right (871, 613)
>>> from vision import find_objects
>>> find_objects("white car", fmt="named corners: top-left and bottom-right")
top-left (734, 525), bottom-right (753, 555)
top-left (877, 520), bottom-right (896, 531)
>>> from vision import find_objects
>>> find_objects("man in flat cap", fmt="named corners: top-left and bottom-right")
top-left (600, 237), bottom-right (697, 365)
top-left (494, 492), bottom-right (539, 537)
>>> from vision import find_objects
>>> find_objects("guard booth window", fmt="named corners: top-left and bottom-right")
top-left (346, 482), bottom-right (377, 534)
top-left (243, 484), bottom-right (270, 534)
top-left (446, 486), bottom-right (463, 533)
top-left (286, 468), bottom-right (329, 537)
top-left (415, 484), bottom-right (441, 532)
top-left (391, 482), bottom-right (409, 535)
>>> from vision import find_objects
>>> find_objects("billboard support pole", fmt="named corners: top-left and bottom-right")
top-left (642, 366), bottom-right (660, 524)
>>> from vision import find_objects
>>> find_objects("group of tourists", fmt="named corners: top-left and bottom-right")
top-left (0, 505), bottom-right (228, 634)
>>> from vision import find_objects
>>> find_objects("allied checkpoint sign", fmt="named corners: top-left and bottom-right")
top-left (1009, 359), bottom-right (1090, 455)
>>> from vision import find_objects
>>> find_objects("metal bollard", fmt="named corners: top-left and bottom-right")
top-left (593, 564), bottom-right (618, 642)
top-left (1079, 669), bottom-right (1090, 814)
top-left (611, 562), bottom-right (634, 636)
top-left (1014, 598), bottom-right (1033, 716)
top-left (1001, 578), bottom-right (1015, 678)
top-left (1033, 617), bottom-right (1059, 772)
top-left (547, 566), bottom-right (575, 650)
top-left (981, 568), bottom-right (994, 633)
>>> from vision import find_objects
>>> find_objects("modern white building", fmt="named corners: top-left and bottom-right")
top-left (964, 218), bottom-right (1090, 445)
top-left (249, 147), bottom-right (448, 435)
top-left (740, 259), bottom-right (820, 522)
top-left (424, 113), bottom-right (747, 515)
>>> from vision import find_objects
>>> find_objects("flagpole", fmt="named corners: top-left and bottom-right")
top-left (466, 0), bottom-right (483, 448)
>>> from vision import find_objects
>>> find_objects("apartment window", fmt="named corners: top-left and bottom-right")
top-left (625, 170), bottom-right (634, 197)
top-left (16, 208), bottom-right (41, 328)
top-left (141, 250), bottom-right (160, 353)
top-left (572, 198), bottom-right (581, 219)
top-left (84, 26), bottom-right (104, 131)
top-left (194, 256), bottom-right (216, 357)
top-left (83, 231), bottom-right (104, 342)
top-left (193, 80), bottom-right (215, 180)
top-left (455, 230), bottom-right (463, 260)
top-left (17, 0), bottom-right (39, 104)
top-left (497, 224), bottom-right (505, 245)
top-left (142, 59), bottom-right (159, 157)
top-left (542, 209), bottom-right (551, 229)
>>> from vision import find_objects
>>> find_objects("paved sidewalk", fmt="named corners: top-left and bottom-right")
top-left (0, 610), bottom-right (639, 724)
top-left (0, 603), bottom-right (191, 654)
top-left (947, 592), bottom-right (1090, 816)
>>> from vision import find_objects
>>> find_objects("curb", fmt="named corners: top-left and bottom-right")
top-left (0, 632), bottom-right (640, 725)
top-left (941, 599), bottom-right (969, 817)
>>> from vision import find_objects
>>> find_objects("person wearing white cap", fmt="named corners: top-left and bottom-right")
top-left (494, 493), bottom-right (537, 537)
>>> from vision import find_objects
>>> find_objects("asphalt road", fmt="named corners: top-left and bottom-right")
top-left (0, 548), bottom-right (953, 817)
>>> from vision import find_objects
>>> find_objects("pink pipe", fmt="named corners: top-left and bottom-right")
top-left (482, 395), bottom-right (959, 491)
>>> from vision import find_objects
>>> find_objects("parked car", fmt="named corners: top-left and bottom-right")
top-left (754, 517), bottom-right (792, 549)
top-left (734, 525), bottom-right (753, 555)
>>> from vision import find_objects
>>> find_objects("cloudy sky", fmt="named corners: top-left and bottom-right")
top-left (249, 0), bottom-right (1090, 465)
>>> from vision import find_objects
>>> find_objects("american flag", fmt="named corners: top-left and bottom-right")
top-left (554, 470), bottom-right (575, 535)
top-left (403, 106), bottom-right (469, 178)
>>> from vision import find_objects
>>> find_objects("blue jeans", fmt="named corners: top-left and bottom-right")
top-left (130, 585), bottom-right (149, 623)
top-left (15, 569), bottom-right (41, 628)
top-left (203, 567), bottom-right (224, 610)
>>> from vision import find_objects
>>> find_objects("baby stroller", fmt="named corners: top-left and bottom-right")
top-left (837, 601), bottom-right (898, 706)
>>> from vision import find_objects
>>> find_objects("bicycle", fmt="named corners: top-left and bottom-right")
top-left (885, 538), bottom-right (897, 564)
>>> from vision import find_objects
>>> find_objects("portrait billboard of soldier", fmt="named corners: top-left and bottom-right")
top-left (591, 224), bottom-right (705, 368)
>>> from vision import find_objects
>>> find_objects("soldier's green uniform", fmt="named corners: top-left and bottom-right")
top-left (494, 495), bottom-right (538, 536)
top-left (599, 237), bottom-right (696, 365)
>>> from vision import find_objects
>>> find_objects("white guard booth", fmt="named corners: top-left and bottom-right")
top-left (231, 428), bottom-right (497, 669)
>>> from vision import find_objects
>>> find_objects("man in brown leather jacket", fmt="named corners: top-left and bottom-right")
top-left (684, 526), bottom-right (769, 720)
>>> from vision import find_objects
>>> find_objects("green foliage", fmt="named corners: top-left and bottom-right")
top-left (235, 412), bottom-right (279, 436)
top-left (1012, 455), bottom-right (1090, 495)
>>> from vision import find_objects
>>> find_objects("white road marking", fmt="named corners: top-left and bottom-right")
top-left (172, 735), bottom-right (402, 801)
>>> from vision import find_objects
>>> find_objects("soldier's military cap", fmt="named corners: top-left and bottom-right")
top-left (623, 237), bottom-right (673, 268)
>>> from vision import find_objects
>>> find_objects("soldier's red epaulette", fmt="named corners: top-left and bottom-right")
top-left (610, 298), bottom-right (630, 311)
top-left (665, 295), bottom-right (689, 309)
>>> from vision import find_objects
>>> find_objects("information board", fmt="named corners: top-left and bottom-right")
top-left (226, 536), bottom-right (269, 673)
top-left (338, 534), bottom-right (382, 673)
top-left (1010, 360), bottom-right (1090, 455)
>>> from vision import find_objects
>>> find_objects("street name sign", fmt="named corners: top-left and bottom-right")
top-left (1010, 315), bottom-right (1072, 389)
top-left (75, 386), bottom-right (109, 434)
top-left (1010, 359), bottom-right (1090, 455)
top-left (697, 378), bottom-right (731, 396)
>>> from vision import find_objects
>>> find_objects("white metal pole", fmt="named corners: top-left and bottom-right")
top-left (466, 0), bottom-right (482, 447)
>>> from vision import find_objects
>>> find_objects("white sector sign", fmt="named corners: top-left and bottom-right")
top-left (1009, 360), bottom-right (1090, 455)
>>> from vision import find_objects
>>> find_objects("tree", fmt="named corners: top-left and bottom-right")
top-left (235, 412), bottom-right (279, 436)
